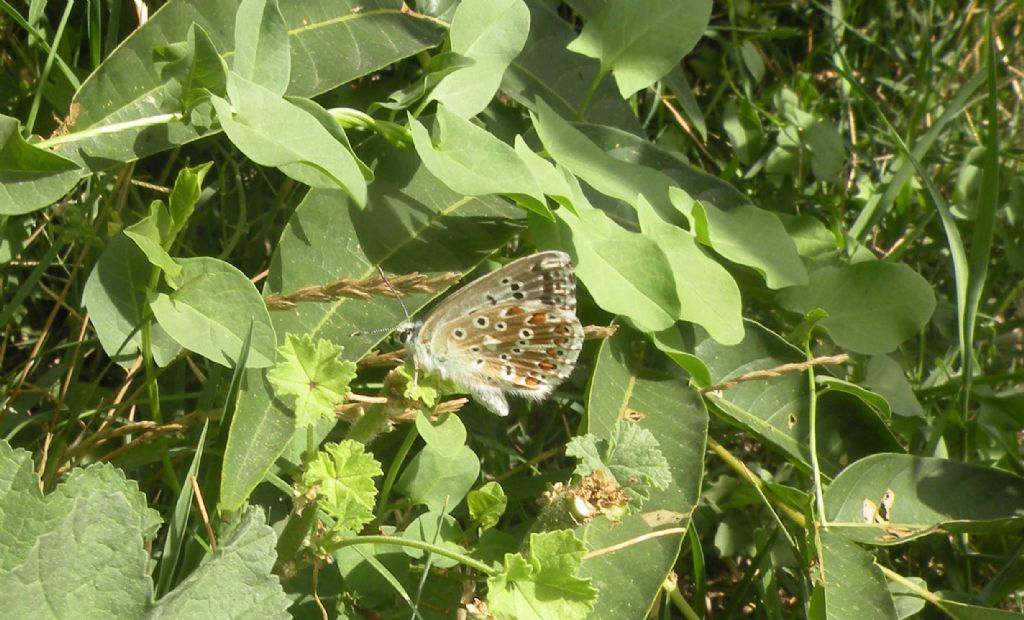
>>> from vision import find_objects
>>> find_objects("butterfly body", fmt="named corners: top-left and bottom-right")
top-left (398, 251), bottom-right (584, 416)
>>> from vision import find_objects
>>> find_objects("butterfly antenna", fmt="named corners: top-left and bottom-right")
top-left (376, 264), bottom-right (412, 321)
top-left (349, 265), bottom-right (412, 337)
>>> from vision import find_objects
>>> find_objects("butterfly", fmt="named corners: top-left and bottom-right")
top-left (395, 251), bottom-right (584, 416)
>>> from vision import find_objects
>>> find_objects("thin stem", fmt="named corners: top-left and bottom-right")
top-left (575, 70), bottom-right (608, 121)
top-left (806, 342), bottom-right (827, 529)
top-left (25, 0), bottom-right (74, 134)
top-left (371, 423), bottom-right (419, 529)
top-left (328, 535), bottom-right (496, 576)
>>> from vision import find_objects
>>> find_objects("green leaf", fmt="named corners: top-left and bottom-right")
top-left (167, 161), bottom-right (213, 244)
top-left (267, 334), bottom-right (357, 427)
top-left (123, 201), bottom-right (182, 280)
top-left (777, 261), bottom-right (936, 354)
top-left (566, 422), bottom-right (672, 505)
top-left (487, 530), bottom-right (597, 620)
top-left (219, 142), bottom-right (521, 511)
top-left (233, 0), bottom-right (291, 95)
top-left (824, 453), bottom-right (1024, 545)
top-left (635, 195), bottom-right (744, 344)
top-left (581, 326), bottom-right (707, 618)
top-left (147, 507), bottom-right (290, 619)
top-left (302, 440), bottom-right (383, 532)
top-left (536, 203), bottom-right (680, 332)
top-left (696, 320), bottom-right (813, 471)
top-left (401, 511), bottom-right (464, 568)
top-left (502, 1), bottom-right (640, 132)
top-left (415, 410), bottom-right (467, 451)
top-left (0, 444), bottom-right (287, 618)
top-left (62, 1), bottom-right (445, 166)
top-left (0, 114), bottom-right (82, 215)
top-left (805, 120), bottom-right (846, 183)
top-left (81, 234), bottom-right (180, 367)
top-left (863, 355), bottom-right (924, 417)
top-left (428, 0), bottom-right (530, 118)
top-left (396, 443), bottom-right (480, 514)
top-left (649, 326), bottom-right (712, 386)
top-left (468, 482), bottom-right (507, 530)
top-left (675, 188), bottom-right (809, 289)
top-left (150, 256), bottom-right (277, 368)
top-left (818, 530), bottom-right (899, 619)
top-left (531, 99), bottom-right (676, 217)
top-left (409, 107), bottom-right (550, 217)
top-left (567, 0), bottom-right (712, 98)
top-left (211, 74), bottom-right (366, 204)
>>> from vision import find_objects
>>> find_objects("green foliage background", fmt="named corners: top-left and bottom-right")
top-left (1, 0), bottom-right (1023, 618)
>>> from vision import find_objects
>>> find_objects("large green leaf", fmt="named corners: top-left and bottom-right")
top-left (232, 0), bottom-right (290, 94)
top-left (567, 0), bottom-right (712, 98)
top-left (824, 453), bottom-right (1024, 545)
top-left (219, 143), bottom-right (522, 511)
top-left (59, 0), bottom-right (444, 167)
top-left (211, 74), bottom-right (367, 203)
top-left (778, 261), bottom-right (936, 355)
top-left (579, 326), bottom-right (708, 619)
top-left (0, 114), bottom-right (82, 215)
top-left (409, 106), bottom-right (548, 216)
top-left (428, 0), bottom-right (530, 118)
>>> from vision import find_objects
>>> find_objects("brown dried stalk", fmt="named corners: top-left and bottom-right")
top-left (699, 353), bottom-right (849, 394)
top-left (265, 271), bottom-right (462, 310)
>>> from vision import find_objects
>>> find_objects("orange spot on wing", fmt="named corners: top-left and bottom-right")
top-left (539, 361), bottom-right (556, 371)
top-left (529, 312), bottom-right (547, 324)
top-left (506, 306), bottom-right (525, 316)
top-left (524, 377), bottom-right (541, 387)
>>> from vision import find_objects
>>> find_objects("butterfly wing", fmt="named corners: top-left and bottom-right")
top-left (432, 302), bottom-right (584, 415)
top-left (411, 251), bottom-right (582, 416)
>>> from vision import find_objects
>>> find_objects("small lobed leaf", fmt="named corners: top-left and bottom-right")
top-left (566, 422), bottom-right (672, 505)
top-left (487, 530), bottom-right (597, 620)
top-left (267, 333), bottom-right (357, 427)
top-left (302, 440), bottom-right (383, 532)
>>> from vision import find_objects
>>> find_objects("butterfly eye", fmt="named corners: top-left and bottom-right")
top-left (398, 328), bottom-right (414, 344)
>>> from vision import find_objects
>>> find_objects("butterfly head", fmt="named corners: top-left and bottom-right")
top-left (395, 320), bottom-right (422, 349)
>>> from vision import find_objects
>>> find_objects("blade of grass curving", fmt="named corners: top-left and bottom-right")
top-left (24, 0), bottom-right (73, 134)
top-left (156, 420), bottom-right (209, 597)
top-left (840, 63), bottom-right (986, 241)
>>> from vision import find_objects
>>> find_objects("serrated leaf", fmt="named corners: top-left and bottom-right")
top-left (468, 482), bottom-right (507, 531)
top-left (566, 422), bottom-right (671, 504)
top-left (303, 441), bottom-right (383, 532)
top-left (267, 334), bottom-right (356, 427)
top-left (567, 0), bottom-right (712, 98)
top-left (487, 530), bottom-right (597, 620)
top-left (428, 0), bottom-right (530, 118)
